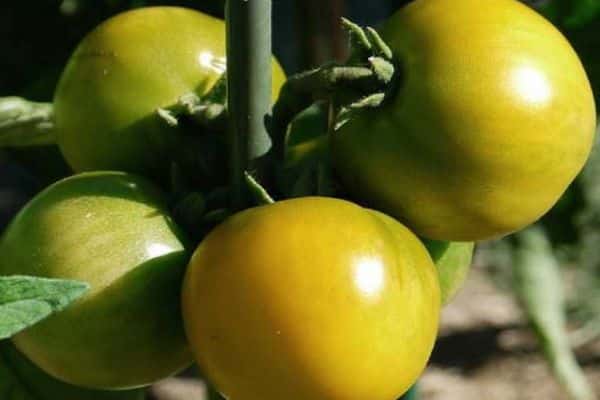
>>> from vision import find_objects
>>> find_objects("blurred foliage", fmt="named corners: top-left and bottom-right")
top-left (512, 227), bottom-right (594, 400)
top-left (534, 0), bottom-right (600, 28)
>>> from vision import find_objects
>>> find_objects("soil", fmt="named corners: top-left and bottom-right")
top-left (422, 259), bottom-right (600, 400)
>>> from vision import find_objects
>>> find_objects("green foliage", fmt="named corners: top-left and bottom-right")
top-left (0, 276), bottom-right (88, 340)
top-left (0, 342), bottom-right (144, 400)
top-left (575, 127), bottom-right (600, 333)
top-left (533, 0), bottom-right (600, 28)
top-left (512, 227), bottom-right (594, 400)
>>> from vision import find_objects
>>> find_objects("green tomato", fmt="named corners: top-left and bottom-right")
top-left (54, 7), bottom-right (286, 179)
top-left (0, 342), bottom-right (144, 400)
top-left (182, 197), bottom-right (440, 400)
top-left (332, 0), bottom-right (596, 241)
top-left (422, 239), bottom-right (474, 304)
top-left (0, 172), bottom-right (192, 389)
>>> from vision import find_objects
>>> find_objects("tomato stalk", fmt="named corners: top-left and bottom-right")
top-left (225, 0), bottom-right (273, 210)
top-left (269, 18), bottom-right (396, 163)
top-left (0, 97), bottom-right (56, 147)
top-left (271, 65), bottom-right (378, 160)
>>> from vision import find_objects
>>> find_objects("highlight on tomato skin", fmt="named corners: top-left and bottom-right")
top-left (182, 197), bottom-right (441, 400)
top-left (332, 0), bottom-right (597, 242)
top-left (53, 7), bottom-right (286, 181)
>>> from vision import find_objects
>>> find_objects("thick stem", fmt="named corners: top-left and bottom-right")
top-left (226, 0), bottom-right (273, 210)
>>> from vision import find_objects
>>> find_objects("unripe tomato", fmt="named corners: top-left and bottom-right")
top-left (422, 239), bottom-right (474, 304)
top-left (0, 172), bottom-right (192, 389)
top-left (332, 0), bottom-right (596, 241)
top-left (54, 7), bottom-right (286, 178)
top-left (182, 197), bottom-right (440, 400)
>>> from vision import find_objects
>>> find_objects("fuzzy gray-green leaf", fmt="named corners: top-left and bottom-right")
top-left (0, 276), bottom-right (89, 340)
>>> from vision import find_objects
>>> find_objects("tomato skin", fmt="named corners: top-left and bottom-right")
top-left (0, 172), bottom-right (192, 389)
top-left (54, 7), bottom-right (286, 178)
top-left (182, 197), bottom-right (440, 400)
top-left (332, 0), bottom-right (596, 241)
top-left (422, 239), bottom-right (474, 304)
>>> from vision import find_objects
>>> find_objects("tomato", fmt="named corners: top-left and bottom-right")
top-left (0, 342), bottom-right (145, 400)
top-left (422, 239), bottom-right (474, 304)
top-left (332, 0), bottom-right (596, 241)
top-left (182, 197), bottom-right (440, 400)
top-left (0, 172), bottom-right (192, 389)
top-left (54, 7), bottom-right (286, 179)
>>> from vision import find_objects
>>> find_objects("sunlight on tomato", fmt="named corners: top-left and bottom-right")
top-left (333, 0), bottom-right (596, 241)
top-left (182, 197), bottom-right (440, 400)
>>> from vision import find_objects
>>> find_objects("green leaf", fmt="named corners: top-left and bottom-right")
top-left (565, 0), bottom-right (600, 28)
top-left (512, 226), bottom-right (594, 400)
top-left (0, 276), bottom-right (89, 340)
top-left (0, 341), bottom-right (144, 400)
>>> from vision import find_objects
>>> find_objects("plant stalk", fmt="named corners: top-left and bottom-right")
top-left (0, 97), bottom-right (56, 147)
top-left (226, 0), bottom-right (273, 210)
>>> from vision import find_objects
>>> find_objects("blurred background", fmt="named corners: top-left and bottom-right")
top-left (1, 1), bottom-right (600, 399)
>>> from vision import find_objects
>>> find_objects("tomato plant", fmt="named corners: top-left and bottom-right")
top-left (1, 1), bottom-right (597, 399)
top-left (54, 7), bottom-right (286, 180)
top-left (332, 0), bottom-right (596, 241)
top-left (182, 197), bottom-right (440, 400)
top-left (0, 172), bottom-right (192, 389)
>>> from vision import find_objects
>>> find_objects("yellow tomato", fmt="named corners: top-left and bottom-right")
top-left (182, 197), bottom-right (440, 400)
top-left (332, 0), bottom-right (596, 241)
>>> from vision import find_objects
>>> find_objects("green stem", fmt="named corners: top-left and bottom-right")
top-left (270, 64), bottom-right (377, 162)
top-left (0, 97), bottom-right (56, 147)
top-left (226, 0), bottom-right (273, 210)
top-left (269, 19), bottom-right (396, 165)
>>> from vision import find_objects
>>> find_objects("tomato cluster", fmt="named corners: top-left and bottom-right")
top-left (0, 1), bottom-right (595, 399)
